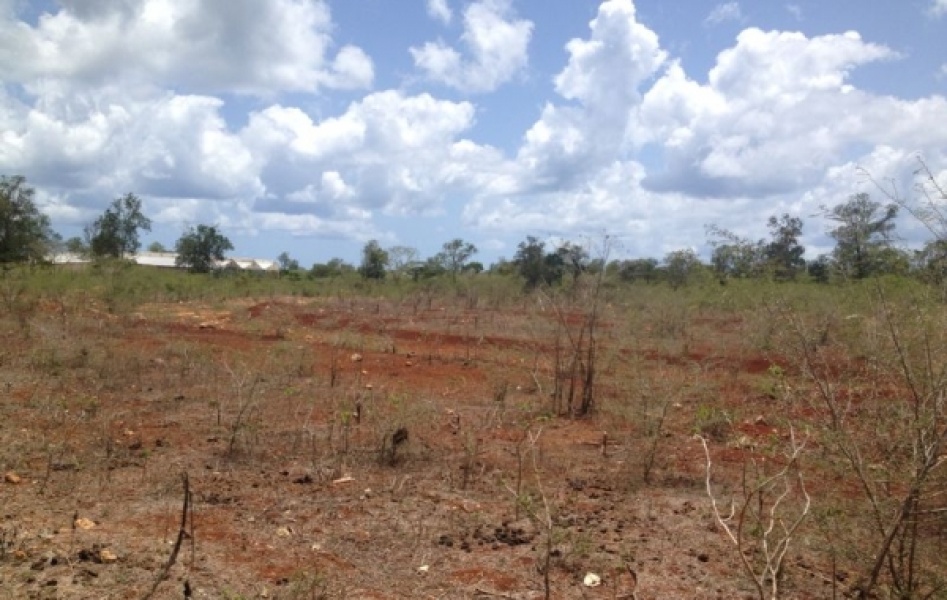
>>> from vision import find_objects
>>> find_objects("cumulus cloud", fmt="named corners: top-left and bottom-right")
top-left (410, 0), bottom-right (532, 93)
top-left (929, 0), bottom-right (947, 18)
top-left (0, 0), bottom-right (373, 95)
top-left (462, 0), bottom-right (675, 243)
top-left (637, 28), bottom-right (917, 197)
top-left (704, 2), bottom-right (743, 26)
top-left (515, 0), bottom-right (665, 188)
top-left (466, 4), bottom-right (947, 258)
top-left (463, 160), bottom-right (744, 258)
top-left (426, 0), bottom-right (452, 24)
top-left (2, 0), bottom-right (946, 260)
top-left (242, 90), bottom-right (511, 222)
top-left (0, 84), bottom-right (263, 225)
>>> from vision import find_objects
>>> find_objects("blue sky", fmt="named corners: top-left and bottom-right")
top-left (1, 0), bottom-right (945, 266)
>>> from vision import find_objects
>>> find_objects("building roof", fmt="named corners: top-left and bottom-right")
top-left (133, 252), bottom-right (178, 268)
top-left (49, 251), bottom-right (281, 272)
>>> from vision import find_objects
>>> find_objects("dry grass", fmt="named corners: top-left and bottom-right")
top-left (0, 275), bottom-right (945, 598)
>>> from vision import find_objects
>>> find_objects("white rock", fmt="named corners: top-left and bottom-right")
top-left (583, 572), bottom-right (601, 587)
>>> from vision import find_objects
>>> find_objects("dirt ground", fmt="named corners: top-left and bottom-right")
top-left (0, 294), bottom-right (848, 599)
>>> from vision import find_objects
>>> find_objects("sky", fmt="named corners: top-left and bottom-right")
top-left (1, 0), bottom-right (946, 266)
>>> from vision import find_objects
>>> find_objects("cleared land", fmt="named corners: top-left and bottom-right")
top-left (1, 271), bottom-right (945, 599)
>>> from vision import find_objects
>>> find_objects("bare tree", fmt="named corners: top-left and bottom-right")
top-left (700, 428), bottom-right (811, 600)
top-left (387, 245), bottom-right (419, 281)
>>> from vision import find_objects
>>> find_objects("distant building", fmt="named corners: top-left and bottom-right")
top-left (49, 251), bottom-right (280, 272)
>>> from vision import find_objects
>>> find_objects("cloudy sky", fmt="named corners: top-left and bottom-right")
top-left (2, 0), bottom-right (945, 266)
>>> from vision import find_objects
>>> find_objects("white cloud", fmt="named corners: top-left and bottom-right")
top-left (0, 0), bottom-right (373, 95)
top-left (467, 7), bottom-right (947, 258)
top-left (516, 0), bottom-right (666, 188)
top-left (0, 85), bottom-right (263, 224)
top-left (929, 0), bottom-right (947, 18)
top-left (461, 0), bottom-right (676, 245)
top-left (636, 28), bottom-right (915, 197)
top-left (410, 0), bottom-right (533, 93)
top-left (242, 90), bottom-right (506, 224)
top-left (426, 0), bottom-right (452, 24)
top-left (2, 0), bottom-right (946, 260)
top-left (704, 2), bottom-right (743, 26)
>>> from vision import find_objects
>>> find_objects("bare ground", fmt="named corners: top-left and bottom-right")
top-left (0, 295), bottom-right (854, 599)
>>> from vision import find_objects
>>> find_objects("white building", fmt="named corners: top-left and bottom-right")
top-left (50, 251), bottom-right (281, 272)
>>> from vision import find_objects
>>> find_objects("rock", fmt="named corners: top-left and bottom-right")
top-left (4, 471), bottom-right (21, 484)
top-left (98, 549), bottom-right (118, 563)
top-left (583, 573), bottom-right (602, 587)
top-left (74, 518), bottom-right (96, 530)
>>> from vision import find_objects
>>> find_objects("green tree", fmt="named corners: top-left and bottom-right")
top-left (174, 225), bottom-right (233, 273)
top-left (358, 240), bottom-right (388, 280)
top-left (310, 258), bottom-right (353, 279)
top-left (663, 249), bottom-right (703, 288)
top-left (0, 175), bottom-right (55, 263)
top-left (276, 251), bottom-right (300, 271)
top-left (463, 261), bottom-right (484, 274)
top-left (825, 193), bottom-right (898, 279)
top-left (556, 242), bottom-right (589, 283)
top-left (147, 241), bottom-right (167, 253)
top-left (614, 258), bottom-right (659, 284)
top-left (807, 254), bottom-right (832, 284)
top-left (64, 236), bottom-right (88, 256)
top-left (763, 214), bottom-right (806, 280)
top-left (710, 243), bottom-right (761, 279)
top-left (706, 224), bottom-right (764, 279)
top-left (87, 193), bottom-right (152, 259)
top-left (488, 257), bottom-right (517, 276)
top-left (412, 256), bottom-right (447, 280)
top-left (872, 246), bottom-right (911, 277)
top-left (913, 239), bottom-right (947, 284)
top-left (435, 238), bottom-right (478, 281)
top-left (513, 236), bottom-right (564, 289)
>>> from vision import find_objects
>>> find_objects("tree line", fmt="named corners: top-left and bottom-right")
top-left (306, 191), bottom-right (945, 288)
top-left (4, 172), bottom-right (947, 285)
top-left (0, 175), bottom-right (232, 273)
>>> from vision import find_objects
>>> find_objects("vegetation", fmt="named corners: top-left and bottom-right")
top-left (0, 175), bottom-right (56, 263)
top-left (513, 236), bottom-right (566, 289)
top-left (174, 224), bottom-right (234, 273)
top-left (434, 238), bottom-right (478, 281)
top-left (358, 239), bottom-right (389, 280)
top-left (825, 193), bottom-right (899, 279)
top-left (86, 192), bottom-right (152, 259)
top-left (708, 213), bottom-right (806, 281)
top-left (2, 167), bottom-right (947, 597)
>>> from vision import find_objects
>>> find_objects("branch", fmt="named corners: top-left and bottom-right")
top-left (141, 472), bottom-right (191, 600)
top-left (700, 428), bottom-right (810, 600)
